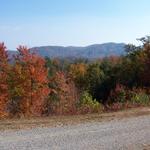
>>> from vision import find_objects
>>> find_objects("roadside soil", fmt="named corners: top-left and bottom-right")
top-left (0, 107), bottom-right (150, 131)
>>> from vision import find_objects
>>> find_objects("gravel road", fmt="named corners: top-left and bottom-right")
top-left (0, 114), bottom-right (150, 150)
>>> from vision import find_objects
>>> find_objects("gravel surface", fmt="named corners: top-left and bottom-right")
top-left (0, 115), bottom-right (150, 150)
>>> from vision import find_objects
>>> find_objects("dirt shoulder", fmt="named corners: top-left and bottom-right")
top-left (0, 107), bottom-right (150, 131)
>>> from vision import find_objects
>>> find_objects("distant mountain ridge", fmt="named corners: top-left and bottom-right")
top-left (8, 43), bottom-right (126, 59)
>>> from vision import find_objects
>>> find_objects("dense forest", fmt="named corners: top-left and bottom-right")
top-left (0, 37), bottom-right (150, 118)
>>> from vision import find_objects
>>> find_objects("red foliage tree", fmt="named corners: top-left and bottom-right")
top-left (49, 71), bottom-right (78, 115)
top-left (14, 46), bottom-right (50, 116)
top-left (0, 43), bottom-right (9, 117)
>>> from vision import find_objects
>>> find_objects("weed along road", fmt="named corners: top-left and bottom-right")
top-left (0, 110), bottom-right (150, 150)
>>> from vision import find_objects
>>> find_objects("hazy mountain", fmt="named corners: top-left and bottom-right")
top-left (8, 43), bottom-right (126, 59)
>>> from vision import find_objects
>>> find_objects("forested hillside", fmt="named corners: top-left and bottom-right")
top-left (7, 43), bottom-right (125, 59)
top-left (0, 37), bottom-right (150, 118)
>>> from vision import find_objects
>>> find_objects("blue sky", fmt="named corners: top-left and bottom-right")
top-left (0, 0), bottom-right (150, 49)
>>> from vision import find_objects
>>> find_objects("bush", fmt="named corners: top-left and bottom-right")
top-left (77, 91), bottom-right (103, 113)
top-left (109, 84), bottom-right (127, 104)
top-left (131, 91), bottom-right (150, 106)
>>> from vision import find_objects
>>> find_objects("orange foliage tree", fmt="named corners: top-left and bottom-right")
top-left (0, 43), bottom-right (9, 117)
top-left (12, 46), bottom-right (50, 116)
top-left (48, 71), bottom-right (78, 115)
top-left (69, 63), bottom-right (87, 91)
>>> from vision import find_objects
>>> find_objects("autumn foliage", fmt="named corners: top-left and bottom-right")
top-left (0, 37), bottom-right (150, 118)
top-left (0, 44), bottom-right (50, 117)
top-left (13, 46), bottom-right (49, 116)
top-left (0, 43), bottom-right (9, 117)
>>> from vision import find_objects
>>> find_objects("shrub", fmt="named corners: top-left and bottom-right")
top-left (77, 91), bottom-right (103, 113)
top-left (131, 91), bottom-right (150, 106)
top-left (109, 84), bottom-right (127, 104)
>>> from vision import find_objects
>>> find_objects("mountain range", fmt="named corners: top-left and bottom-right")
top-left (8, 43), bottom-right (126, 59)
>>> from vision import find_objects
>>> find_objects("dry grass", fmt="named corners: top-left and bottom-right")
top-left (0, 107), bottom-right (150, 131)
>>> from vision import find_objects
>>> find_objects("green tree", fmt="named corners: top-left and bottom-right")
top-left (86, 63), bottom-right (104, 101)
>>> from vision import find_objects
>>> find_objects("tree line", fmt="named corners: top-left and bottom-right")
top-left (0, 37), bottom-right (150, 118)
